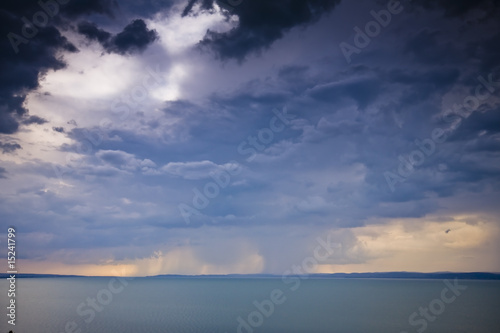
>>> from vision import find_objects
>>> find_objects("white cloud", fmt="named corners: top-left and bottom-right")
top-left (96, 149), bottom-right (158, 174)
top-left (161, 160), bottom-right (235, 179)
top-left (148, 3), bottom-right (237, 54)
top-left (316, 217), bottom-right (500, 273)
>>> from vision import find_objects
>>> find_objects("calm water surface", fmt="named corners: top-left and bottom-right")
top-left (1, 277), bottom-right (499, 333)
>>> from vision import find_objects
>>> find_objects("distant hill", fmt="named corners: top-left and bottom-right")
top-left (2, 272), bottom-right (499, 280)
top-left (0, 273), bottom-right (85, 278)
top-left (150, 272), bottom-right (500, 280)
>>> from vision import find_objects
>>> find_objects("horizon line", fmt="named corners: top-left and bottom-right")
top-left (3, 271), bottom-right (500, 279)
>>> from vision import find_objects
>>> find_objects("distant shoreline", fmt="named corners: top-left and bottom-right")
top-left (2, 272), bottom-right (500, 280)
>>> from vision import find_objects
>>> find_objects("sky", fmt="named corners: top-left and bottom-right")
top-left (0, 0), bottom-right (499, 277)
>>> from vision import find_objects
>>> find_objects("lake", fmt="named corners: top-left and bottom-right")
top-left (1, 277), bottom-right (499, 333)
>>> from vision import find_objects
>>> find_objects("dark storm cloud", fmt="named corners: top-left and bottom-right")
top-left (77, 21), bottom-right (111, 43)
top-left (407, 0), bottom-right (500, 72)
top-left (120, 0), bottom-right (176, 17)
top-left (22, 115), bottom-right (49, 125)
top-left (0, 22), bottom-right (76, 133)
top-left (105, 19), bottom-right (159, 54)
top-left (467, 32), bottom-right (500, 73)
top-left (414, 0), bottom-right (500, 17)
top-left (77, 19), bottom-right (159, 55)
top-left (387, 68), bottom-right (460, 109)
top-left (60, 0), bottom-right (117, 18)
top-left (183, 0), bottom-right (342, 60)
top-left (0, 141), bottom-right (22, 154)
top-left (0, 0), bottom-right (117, 135)
top-left (449, 108), bottom-right (500, 141)
top-left (403, 29), bottom-right (459, 65)
top-left (182, 0), bottom-right (215, 16)
top-left (52, 126), bottom-right (65, 133)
